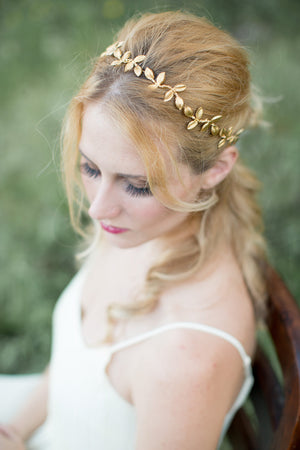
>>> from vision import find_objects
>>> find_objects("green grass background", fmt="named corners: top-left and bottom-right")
top-left (1, 0), bottom-right (299, 376)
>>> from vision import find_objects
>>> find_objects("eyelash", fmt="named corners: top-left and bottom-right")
top-left (80, 162), bottom-right (152, 198)
top-left (125, 184), bottom-right (152, 198)
top-left (81, 162), bottom-right (99, 179)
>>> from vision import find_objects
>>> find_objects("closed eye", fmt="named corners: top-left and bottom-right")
top-left (125, 183), bottom-right (152, 197)
top-left (80, 157), bottom-right (152, 197)
top-left (80, 162), bottom-right (100, 179)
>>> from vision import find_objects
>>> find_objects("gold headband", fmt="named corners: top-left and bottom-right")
top-left (101, 41), bottom-right (244, 149)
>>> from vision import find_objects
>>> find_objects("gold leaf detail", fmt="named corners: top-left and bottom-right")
top-left (122, 51), bottom-right (131, 60)
top-left (124, 61), bottom-right (134, 72)
top-left (212, 115), bottom-right (222, 122)
top-left (187, 120), bottom-right (199, 130)
top-left (183, 106), bottom-right (194, 118)
top-left (134, 55), bottom-right (146, 63)
top-left (114, 48), bottom-right (122, 59)
top-left (201, 121), bottom-right (210, 132)
top-left (218, 139), bottom-right (226, 148)
top-left (195, 107), bottom-right (203, 120)
top-left (111, 60), bottom-right (121, 66)
top-left (210, 124), bottom-right (219, 136)
top-left (173, 84), bottom-right (186, 92)
top-left (145, 67), bottom-right (155, 80)
top-left (156, 72), bottom-right (166, 86)
top-left (102, 41), bottom-right (240, 150)
top-left (134, 65), bottom-right (142, 77)
top-left (164, 90), bottom-right (174, 102)
top-left (219, 128), bottom-right (227, 138)
top-left (175, 95), bottom-right (184, 110)
top-left (103, 41), bottom-right (123, 56)
top-left (103, 45), bottom-right (115, 56)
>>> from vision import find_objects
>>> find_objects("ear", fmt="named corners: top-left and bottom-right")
top-left (201, 146), bottom-right (238, 190)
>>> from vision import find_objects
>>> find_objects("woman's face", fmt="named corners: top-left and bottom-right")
top-left (79, 102), bottom-right (202, 249)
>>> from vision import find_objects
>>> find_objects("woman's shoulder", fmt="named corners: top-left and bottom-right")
top-left (129, 265), bottom-right (253, 449)
top-left (157, 248), bottom-right (256, 355)
top-left (129, 246), bottom-right (255, 385)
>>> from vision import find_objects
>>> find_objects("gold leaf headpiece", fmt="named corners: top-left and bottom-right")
top-left (101, 41), bottom-right (244, 149)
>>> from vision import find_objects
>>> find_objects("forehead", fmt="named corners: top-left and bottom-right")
top-left (79, 101), bottom-right (197, 191)
top-left (80, 102), bottom-right (147, 175)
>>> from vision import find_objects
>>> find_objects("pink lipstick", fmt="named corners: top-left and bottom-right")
top-left (100, 222), bottom-right (128, 234)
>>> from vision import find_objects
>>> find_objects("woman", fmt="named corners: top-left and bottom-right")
top-left (0, 11), bottom-right (267, 450)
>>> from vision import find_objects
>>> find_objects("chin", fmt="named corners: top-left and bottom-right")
top-left (104, 233), bottom-right (149, 249)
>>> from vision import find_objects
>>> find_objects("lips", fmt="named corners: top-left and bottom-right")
top-left (100, 222), bottom-right (129, 234)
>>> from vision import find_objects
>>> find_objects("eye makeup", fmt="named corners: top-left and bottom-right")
top-left (125, 183), bottom-right (152, 198)
top-left (80, 162), bottom-right (100, 179)
top-left (80, 160), bottom-right (152, 198)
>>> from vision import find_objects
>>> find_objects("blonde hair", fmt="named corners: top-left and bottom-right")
top-left (62, 11), bottom-right (267, 341)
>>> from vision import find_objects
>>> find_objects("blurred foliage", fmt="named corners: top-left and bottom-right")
top-left (0, 0), bottom-right (299, 375)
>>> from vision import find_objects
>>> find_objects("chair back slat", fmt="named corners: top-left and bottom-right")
top-left (266, 268), bottom-right (300, 449)
top-left (252, 347), bottom-right (284, 428)
top-left (227, 267), bottom-right (300, 449)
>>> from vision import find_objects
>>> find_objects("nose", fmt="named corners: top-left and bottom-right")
top-left (88, 182), bottom-right (121, 221)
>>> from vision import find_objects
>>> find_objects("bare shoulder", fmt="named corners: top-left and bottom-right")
top-left (160, 247), bottom-right (257, 356)
top-left (131, 325), bottom-right (246, 449)
top-left (130, 251), bottom-right (256, 449)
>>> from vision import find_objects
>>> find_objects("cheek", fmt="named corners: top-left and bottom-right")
top-left (125, 197), bottom-right (169, 223)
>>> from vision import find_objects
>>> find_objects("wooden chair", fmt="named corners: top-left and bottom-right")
top-left (227, 267), bottom-right (300, 449)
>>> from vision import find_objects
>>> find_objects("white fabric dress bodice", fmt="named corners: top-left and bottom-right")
top-left (45, 265), bottom-right (254, 449)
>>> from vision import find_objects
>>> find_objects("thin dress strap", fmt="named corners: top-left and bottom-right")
top-left (109, 321), bottom-right (254, 448)
top-left (109, 321), bottom-right (252, 369)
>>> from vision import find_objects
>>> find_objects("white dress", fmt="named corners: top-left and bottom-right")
top-left (0, 265), bottom-right (253, 449)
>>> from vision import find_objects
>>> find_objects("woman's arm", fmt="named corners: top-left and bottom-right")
top-left (131, 331), bottom-right (245, 450)
top-left (2, 365), bottom-right (50, 442)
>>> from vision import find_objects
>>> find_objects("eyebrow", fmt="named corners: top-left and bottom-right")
top-left (79, 148), bottom-right (148, 180)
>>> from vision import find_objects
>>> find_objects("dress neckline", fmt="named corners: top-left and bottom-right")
top-left (76, 263), bottom-right (112, 351)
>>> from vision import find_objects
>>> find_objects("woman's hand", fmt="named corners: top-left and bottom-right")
top-left (0, 425), bottom-right (25, 450)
